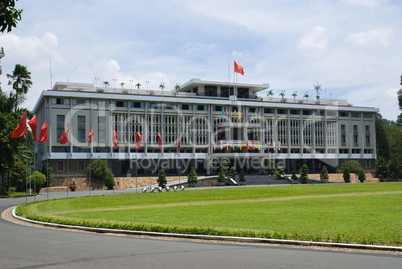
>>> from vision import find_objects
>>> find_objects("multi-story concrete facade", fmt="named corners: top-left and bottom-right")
top-left (33, 78), bottom-right (378, 178)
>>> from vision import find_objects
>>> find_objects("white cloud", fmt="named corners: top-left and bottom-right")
top-left (297, 26), bottom-right (329, 57)
top-left (345, 27), bottom-right (394, 47)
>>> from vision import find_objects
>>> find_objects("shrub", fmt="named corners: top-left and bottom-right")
top-left (343, 166), bottom-right (351, 182)
top-left (276, 166), bottom-right (285, 176)
top-left (221, 159), bottom-right (229, 176)
top-left (300, 164), bottom-right (309, 182)
top-left (218, 168), bottom-right (226, 183)
top-left (239, 171), bottom-right (246, 182)
top-left (228, 166), bottom-right (237, 179)
top-left (41, 161), bottom-right (53, 182)
top-left (291, 171), bottom-right (298, 181)
top-left (358, 169), bottom-right (366, 182)
top-left (105, 172), bottom-right (115, 188)
top-left (320, 166), bottom-right (329, 181)
top-left (157, 169), bottom-right (167, 187)
top-left (187, 167), bottom-right (198, 184)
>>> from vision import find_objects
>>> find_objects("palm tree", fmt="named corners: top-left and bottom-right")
top-left (292, 91), bottom-right (297, 99)
top-left (135, 83), bottom-right (141, 90)
top-left (175, 84), bottom-right (180, 91)
top-left (279, 91), bottom-right (285, 99)
top-left (159, 83), bottom-right (165, 93)
top-left (303, 92), bottom-right (309, 100)
top-left (266, 89), bottom-right (274, 98)
top-left (120, 82), bottom-right (125, 89)
top-left (103, 81), bottom-right (109, 88)
top-left (7, 64), bottom-right (32, 96)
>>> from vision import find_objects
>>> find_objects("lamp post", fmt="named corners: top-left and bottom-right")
top-left (113, 79), bottom-right (117, 92)
top-left (145, 81), bottom-right (149, 91)
top-left (129, 79), bottom-right (133, 92)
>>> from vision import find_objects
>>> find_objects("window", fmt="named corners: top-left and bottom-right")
top-left (213, 106), bottom-right (222, 111)
top-left (98, 129), bottom-right (105, 140)
top-left (78, 129), bottom-right (86, 141)
top-left (205, 85), bottom-right (218, 97)
top-left (264, 108), bottom-right (274, 114)
top-left (327, 111), bottom-right (336, 117)
top-left (277, 109), bottom-right (287, 115)
top-left (221, 87), bottom-right (229, 97)
top-left (363, 113), bottom-right (373, 118)
top-left (339, 112), bottom-right (349, 117)
top-left (351, 112), bottom-right (361, 118)
top-left (78, 161), bottom-right (85, 171)
top-left (57, 115), bottom-right (65, 123)
top-left (302, 110), bottom-right (312, 116)
top-left (290, 110), bottom-right (300, 115)
top-left (75, 99), bottom-right (86, 105)
top-left (57, 161), bottom-right (64, 171)
top-left (114, 101), bottom-right (128, 107)
top-left (197, 105), bottom-right (206, 111)
top-left (147, 103), bottom-right (160, 109)
top-left (366, 160), bottom-right (371, 168)
top-left (131, 102), bottom-right (144, 108)
top-left (52, 98), bottom-right (69, 105)
top-left (180, 104), bottom-right (192, 110)
top-left (78, 116), bottom-right (85, 124)
top-left (98, 116), bottom-right (106, 124)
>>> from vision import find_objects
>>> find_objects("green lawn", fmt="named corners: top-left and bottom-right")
top-left (0, 192), bottom-right (35, 199)
top-left (17, 183), bottom-right (402, 246)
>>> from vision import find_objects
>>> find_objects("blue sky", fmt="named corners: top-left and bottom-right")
top-left (0, 0), bottom-right (401, 120)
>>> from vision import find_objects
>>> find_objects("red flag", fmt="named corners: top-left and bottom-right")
top-left (113, 130), bottom-right (118, 149)
top-left (158, 133), bottom-right (162, 151)
top-left (38, 121), bottom-right (48, 143)
top-left (246, 140), bottom-right (249, 150)
top-left (60, 125), bottom-right (70, 145)
top-left (135, 132), bottom-right (142, 151)
top-left (234, 61), bottom-right (244, 75)
top-left (88, 129), bottom-right (94, 146)
top-left (28, 115), bottom-right (37, 142)
top-left (177, 134), bottom-right (181, 152)
top-left (11, 110), bottom-right (27, 138)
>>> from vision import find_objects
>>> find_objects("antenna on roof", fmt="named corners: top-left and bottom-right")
top-left (49, 60), bottom-right (52, 88)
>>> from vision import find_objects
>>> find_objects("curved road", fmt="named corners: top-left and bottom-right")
top-left (1, 190), bottom-right (400, 269)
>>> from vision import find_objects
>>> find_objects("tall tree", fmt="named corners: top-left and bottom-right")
top-left (7, 64), bottom-right (32, 96)
top-left (0, 0), bottom-right (23, 33)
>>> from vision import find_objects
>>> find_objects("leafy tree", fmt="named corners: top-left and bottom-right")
top-left (343, 166), bottom-right (351, 182)
top-left (375, 114), bottom-right (390, 160)
top-left (300, 164), bottom-right (309, 183)
top-left (136, 83), bottom-right (141, 89)
top-left (388, 158), bottom-right (401, 179)
top-left (291, 91), bottom-right (297, 99)
top-left (342, 159), bottom-right (362, 175)
top-left (40, 160), bottom-right (53, 183)
top-left (87, 159), bottom-right (113, 186)
top-left (10, 160), bottom-right (26, 191)
top-left (320, 166), bottom-right (329, 181)
top-left (187, 166), bottom-right (198, 185)
top-left (303, 93), bottom-right (309, 100)
top-left (0, 0), bottom-right (23, 33)
top-left (376, 156), bottom-right (388, 179)
top-left (157, 169), bottom-right (167, 187)
top-left (31, 171), bottom-right (46, 188)
top-left (103, 81), bottom-right (109, 88)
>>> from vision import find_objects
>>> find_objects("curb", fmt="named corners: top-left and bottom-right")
top-left (12, 208), bottom-right (402, 252)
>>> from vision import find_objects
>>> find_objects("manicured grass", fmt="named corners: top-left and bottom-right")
top-left (17, 183), bottom-right (402, 246)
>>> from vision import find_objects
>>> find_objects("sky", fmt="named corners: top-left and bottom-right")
top-left (0, 0), bottom-right (401, 120)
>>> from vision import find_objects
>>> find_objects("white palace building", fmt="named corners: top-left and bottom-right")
top-left (33, 78), bottom-right (378, 178)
